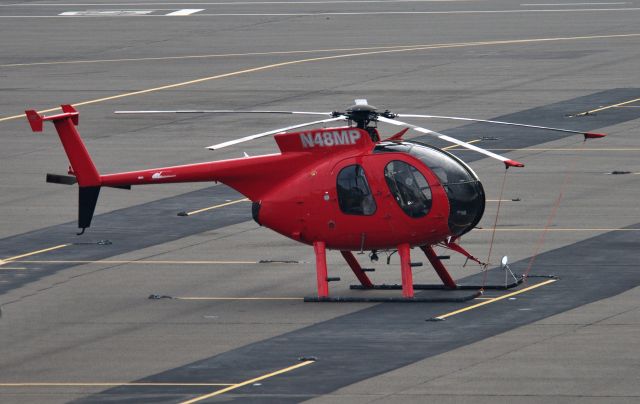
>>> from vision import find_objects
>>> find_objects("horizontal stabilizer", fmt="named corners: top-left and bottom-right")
top-left (46, 173), bottom-right (77, 185)
top-left (107, 184), bottom-right (131, 190)
top-left (25, 110), bottom-right (43, 132)
top-left (61, 104), bottom-right (80, 125)
top-left (25, 105), bottom-right (79, 133)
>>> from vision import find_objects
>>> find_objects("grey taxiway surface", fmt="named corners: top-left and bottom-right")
top-left (1, 1), bottom-right (640, 403)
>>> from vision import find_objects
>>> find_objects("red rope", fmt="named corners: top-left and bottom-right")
top-left (523, 140), bottom-right (587, 279)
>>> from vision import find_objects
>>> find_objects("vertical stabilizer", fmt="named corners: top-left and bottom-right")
top-left (26, 105), bottom-right (102, 234)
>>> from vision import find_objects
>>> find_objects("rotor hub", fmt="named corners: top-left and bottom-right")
top-left (347, 103), bottom-right (378, 129)
top-left (331, 101), bottom-right (396, 130)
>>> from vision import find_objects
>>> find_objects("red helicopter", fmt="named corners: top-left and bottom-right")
top-left (25, 100), bottom-right (605, 301)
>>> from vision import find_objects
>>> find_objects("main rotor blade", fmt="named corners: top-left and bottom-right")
top-left (207, 116), bottom-right (347, 150)
top-left (396, 113), bottom-right (606, 137)
top-left (115, 110), bottom-right (332, 116)
top-left (377, 116), bottom-right (524, 168)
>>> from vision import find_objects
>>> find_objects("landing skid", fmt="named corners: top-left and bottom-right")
top-left (349, 276), bottom-right (524, 291)
top-left (304, 292), bottom-right (481, 303)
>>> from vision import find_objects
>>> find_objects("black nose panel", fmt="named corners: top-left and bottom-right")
top-left (445, 180), bottom-right (485, 237)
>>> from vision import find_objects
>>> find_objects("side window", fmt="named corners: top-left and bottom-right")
top-left (337, 165), bottom-right (377, 216)
top-left (384, 160), bottom-right (432, 218)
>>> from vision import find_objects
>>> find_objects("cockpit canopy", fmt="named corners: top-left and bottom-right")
top-left (374, 141), bottom-right (485, 236)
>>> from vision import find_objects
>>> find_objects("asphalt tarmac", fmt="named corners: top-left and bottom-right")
top-left (1, 1), bottom-right (639, 403)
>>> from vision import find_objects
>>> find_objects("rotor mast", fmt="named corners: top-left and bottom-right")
top-left (332, 99), bottom-right (396, 142)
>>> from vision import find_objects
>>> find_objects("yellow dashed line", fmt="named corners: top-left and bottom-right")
top-left (184, 198), bottom-right (250, 216)
top-left (0, 244), bottom-right (70, 267)
top-left (574, 96), bottom-right (640, 116)
top-left (0, 382), bottom-right (234, 387)
top-left (434, 279), bottom-right (557, 320)
top-left (179, 360), bottom-right (315, 404)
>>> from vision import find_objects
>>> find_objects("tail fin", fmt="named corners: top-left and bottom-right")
top-left (26, 105), bottom-right (102, 234)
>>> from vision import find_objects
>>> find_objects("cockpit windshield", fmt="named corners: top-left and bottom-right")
top-left (374, 141), bottom-right (485, 236)
top-left (375, 141), bottom-right (478, 184)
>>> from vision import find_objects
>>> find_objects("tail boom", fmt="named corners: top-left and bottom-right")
top-left (26, 105), bottom-right (311, 233)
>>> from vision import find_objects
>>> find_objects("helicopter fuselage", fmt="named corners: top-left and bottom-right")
top-left (256, 128), bottom-right (485, 251)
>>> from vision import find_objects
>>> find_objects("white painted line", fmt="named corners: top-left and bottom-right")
top-left (59, 10), bottom-right (155, 16)
top-left (166, 9), bottom-right (205, 16)
top-left (2, 1), bottom-right (481, 6)
top-left (195, 7), bottom-right (640, 15)
top-left (0, 8), bottom-right (624, 18)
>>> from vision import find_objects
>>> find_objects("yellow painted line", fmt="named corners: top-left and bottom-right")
top-left (476, 228), bottom-right (640, 231)
top-left (435, 279), bottom-right (557, 320)
top-left (175, 297), bottom-right (303, 300)
top-left (0, 42), bottom-right (519, 69)
top-left (3, 33), bottom-right (640, 124)
top-left (0, 244), bottom-right (69, 267)
top-left (15, 260), bottom-right (259, 265)
top-left (574, 96), bottom-right (640, 116)
top-left (0, 382), bottom-right (233, 387)
top-left (442, 139), bottom-right (481, 150)
top-left (179, 360), bottom-right (315, 404)
top-left (184, 198), bottom-right (250, 216)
